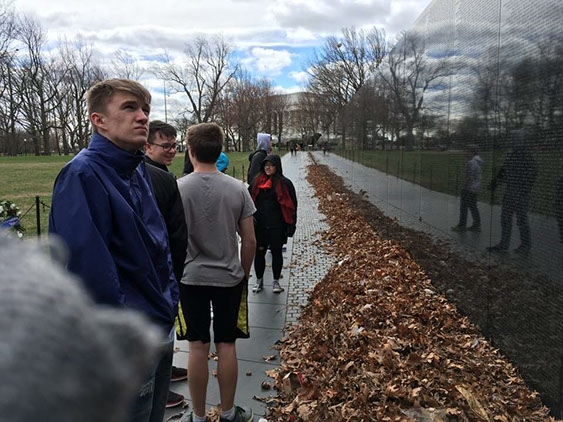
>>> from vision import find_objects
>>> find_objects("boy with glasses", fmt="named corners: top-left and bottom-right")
top-left (146, 120), bottom-right (179, 171)
top-left (145, 120), bottom-right (189, 409)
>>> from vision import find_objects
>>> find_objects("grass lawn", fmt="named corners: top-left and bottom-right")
top-left (335, 149), bottom-right (563, 217)
top-left (1, 150), bottom-right (270, 237)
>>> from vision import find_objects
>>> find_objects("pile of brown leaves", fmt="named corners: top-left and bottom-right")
top-left (263, 161), bottom-right (554, 421)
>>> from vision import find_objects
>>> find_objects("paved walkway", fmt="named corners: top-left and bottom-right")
top-left (314, 151), bottom-right (562, 285)
top-left (165, 152), bottom-right (334, 420)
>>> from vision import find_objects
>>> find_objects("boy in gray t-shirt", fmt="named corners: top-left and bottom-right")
top-left (176, 123), bottom-right (256, 422)
top-left (179, 171), bottom-right (255, 287)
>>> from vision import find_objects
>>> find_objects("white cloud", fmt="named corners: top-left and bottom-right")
top-left (271, 0), bottom-right (392, 33)
top-left (241, 48), bottom-right (294, 76)
top-left (11, 0), bottom-right (433, 95)
top-left (289, 70), bottom-right (309, 83)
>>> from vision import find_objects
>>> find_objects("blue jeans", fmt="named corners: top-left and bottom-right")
top-left (129, 328), bottom-right (174, 422)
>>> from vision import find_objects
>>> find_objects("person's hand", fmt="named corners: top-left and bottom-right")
top-left (286, 224), bottom-right (296, 237)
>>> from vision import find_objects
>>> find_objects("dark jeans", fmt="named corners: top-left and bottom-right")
top-left (499, 193), bottom-right (531, 249)
top-left (129, 330), bottom-right (174, 422)
top-left (458, 189), bottom-right (480, 228)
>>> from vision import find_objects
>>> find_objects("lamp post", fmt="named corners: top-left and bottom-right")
top-left (163, 80), bottom-right (168, 123)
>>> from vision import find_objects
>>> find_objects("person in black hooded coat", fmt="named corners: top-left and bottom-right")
top-left (249, 154), bottom-right (297, 293)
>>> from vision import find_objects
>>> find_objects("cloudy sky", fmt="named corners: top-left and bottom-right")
top-left (12, 0), bottom-right (430, 119)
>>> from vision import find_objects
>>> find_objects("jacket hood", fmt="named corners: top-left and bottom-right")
top-left (256, 133), bottom-right (271, 152)
top-left (261, 154), bottom-right (283, 175)
top-left (216, 152), bottom-right (229, 172)
top-left (471, 155), bottom-right (483, 166)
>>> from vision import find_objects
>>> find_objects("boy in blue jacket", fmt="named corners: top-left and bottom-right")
top-left (49, 78), bottom-right (178, 422)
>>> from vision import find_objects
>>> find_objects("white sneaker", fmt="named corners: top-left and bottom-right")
top-left (252, 279), bottom-right (263, 293)
top-left (272, 280), bottom-right (283, 293)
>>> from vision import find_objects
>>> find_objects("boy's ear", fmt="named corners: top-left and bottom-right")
top-left (91, 112), bottom-right (104, 130)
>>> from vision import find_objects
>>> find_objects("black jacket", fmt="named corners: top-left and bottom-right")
top-left (182, 153), bottom-right (194, 176)
top-left (145, 157), bottom-right (188, 282)
top-left (247, 149), bottom-right (268, 184)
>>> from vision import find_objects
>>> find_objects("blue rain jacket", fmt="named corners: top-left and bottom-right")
top-left (49, 133), bottom-right (178, 331)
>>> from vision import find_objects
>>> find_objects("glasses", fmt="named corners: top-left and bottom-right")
top-left (264, 163), bottom-right (276, 168)
top-left (150, 142), bottom-right (177, 152)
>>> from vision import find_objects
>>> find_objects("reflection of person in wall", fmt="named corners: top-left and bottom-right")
top-left (487, 129), bottom-right (537, 253)
top-left (555, 177), bottom-right (563, 253)
top-left (451, 144), bottom-right (483, 232)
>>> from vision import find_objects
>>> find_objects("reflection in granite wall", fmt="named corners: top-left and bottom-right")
top-left (342, 0), bottom-right (563, 415)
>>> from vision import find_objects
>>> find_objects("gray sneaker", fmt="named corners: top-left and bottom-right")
top-left (272, 280), bottom-right (283, 293)
top-left (179, 411), bottom-right (206, 422)
top-left (252, 279), bottom-right (263, 293)
top-left (219, 405), bottom-right (253, 422)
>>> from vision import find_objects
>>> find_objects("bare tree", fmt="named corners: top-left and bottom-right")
top-left (111, 49), bottom-right (144, 81)
top-left (379, 32), bottom-right (454, 150)
top-left (155, 35), bottom-right (237, 124)
top-left (270, 92), bottom-right (289, 146)
top-left (0, 1), bottom-right (17, 155)
top-left (57, 36), bottom-right (105, 151)
top-left (295, 92), bottom-right (321, 141)
top-left (215, 70), bottom-right (273, 151)
top-left (15, 16), bottom-right (68, 155)
top-left (307, 26), bottom-right (387, 147)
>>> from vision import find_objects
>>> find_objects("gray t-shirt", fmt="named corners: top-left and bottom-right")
top-left (177, 171), bottom-right (256, 287)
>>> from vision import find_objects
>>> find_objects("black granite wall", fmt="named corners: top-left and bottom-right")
top-left (341, 0), bottom-right (563, 414)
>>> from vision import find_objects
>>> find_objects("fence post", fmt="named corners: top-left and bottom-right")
top-left (242, 164), bottom-right (245, 183)
top-left (430, 165), bottom-right (433, 190)
top-left (35, 195), bottom-right (41, 237)
top-left (385, 155), bottom-right (389, 175)
top-left (232, 166), bottom-right (236, 179)
top-left (413, 162), bottom-right (417, 183)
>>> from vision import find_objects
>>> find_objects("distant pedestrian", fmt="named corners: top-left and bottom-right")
top-left (247, 133), bottom-right (271, 184)
top-left (49, 78), bottom-right (178, 422)
top-left (177, 123), bottom-right (256, 422)
top-left (249, 154), bottom-right (297, 294)
top-left (451, 144), bottom-right (483, 232)
top-left (289, 141), bottom-right (296, 156)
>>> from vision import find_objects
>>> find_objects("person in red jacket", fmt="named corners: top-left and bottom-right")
top-left (249, 154), bottom-right (297, 294)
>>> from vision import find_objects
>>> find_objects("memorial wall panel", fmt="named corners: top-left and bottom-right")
top-left (347, 0), bottom-right (563, 414)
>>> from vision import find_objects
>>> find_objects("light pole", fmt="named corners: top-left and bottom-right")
top-left (163, 80), bottom-right (168, 123)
